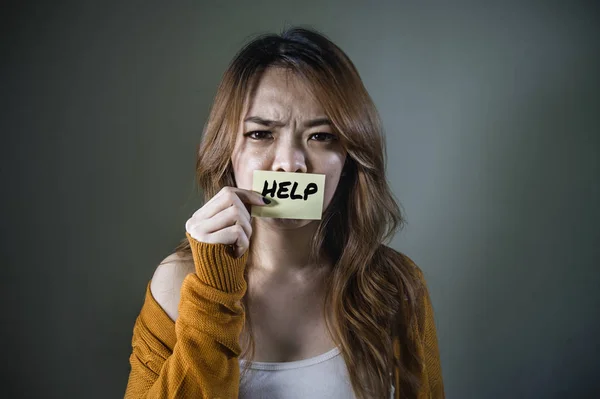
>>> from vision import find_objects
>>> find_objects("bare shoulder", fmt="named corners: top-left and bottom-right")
top-left (150, 252), bottom-right (195, 322)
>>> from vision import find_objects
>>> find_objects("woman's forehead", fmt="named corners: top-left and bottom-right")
top-left (243, 69), bottom-right (325, 121)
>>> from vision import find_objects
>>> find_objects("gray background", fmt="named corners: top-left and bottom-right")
top-left (2, 1), bottom-right (599, 398)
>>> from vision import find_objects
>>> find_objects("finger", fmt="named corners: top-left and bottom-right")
top-left (186, 192), bottom-right (252, 243)
top-left (231, 188), bottom-right (270, 207)
top-left (206, 224), bottom-right (249, 254)
top-left (195, 187), bottom-right (261, 220)
top-left (203, 204), bottom-right (252, 239)
top-left (233, 242), bottom-right (248, 259)
top-left (233, 232), bottom-right (250, 258)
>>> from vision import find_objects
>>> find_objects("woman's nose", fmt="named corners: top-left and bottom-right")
top-left (271, 139), bottom-right (307, 173)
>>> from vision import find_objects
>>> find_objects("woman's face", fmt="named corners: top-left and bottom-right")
top-left (231, 67), bottom-right (347, 228)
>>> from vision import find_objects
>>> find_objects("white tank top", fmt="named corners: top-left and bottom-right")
top-left (238, 347), bottom-right (395, 398)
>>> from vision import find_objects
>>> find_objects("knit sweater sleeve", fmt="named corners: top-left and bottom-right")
top-left (124, 232), bottom-right (248, 399)
top-left (417, 268), bottom-right (445, 399)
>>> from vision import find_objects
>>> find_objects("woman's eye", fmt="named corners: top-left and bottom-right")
top-left (244, 131), bottom-right (273, 140)
top-left (310, 133), bottom-right (337, 142)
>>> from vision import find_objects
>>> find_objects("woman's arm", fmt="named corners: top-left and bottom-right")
top-left (124, 233), bottom-right (248, 398)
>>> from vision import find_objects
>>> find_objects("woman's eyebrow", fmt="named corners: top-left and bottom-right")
top-left (244, 116), bottom-right (332, 128)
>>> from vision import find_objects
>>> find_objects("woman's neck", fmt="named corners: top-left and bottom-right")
top-left (248, 218), bottom-right (330, 281)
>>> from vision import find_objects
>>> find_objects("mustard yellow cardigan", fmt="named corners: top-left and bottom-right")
top-left (125, 232), bottom-right (444, 398)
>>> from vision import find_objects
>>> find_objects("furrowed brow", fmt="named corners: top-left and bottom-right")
top-left (243, 116), bottom-right (285, 128)
top-left (244, 116), bottom-right (332, 129)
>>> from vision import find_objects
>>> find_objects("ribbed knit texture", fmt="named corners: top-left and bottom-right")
top-left (185, 231), bottom-right (248, 293)
top-left (124, 233), bottom-right (444, 398)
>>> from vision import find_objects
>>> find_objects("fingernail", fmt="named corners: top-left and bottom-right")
top-left (263, 197), bottom-right (271, 204)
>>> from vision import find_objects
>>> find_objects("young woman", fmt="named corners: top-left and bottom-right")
top-left (125, 26), bottom-right (444, 399)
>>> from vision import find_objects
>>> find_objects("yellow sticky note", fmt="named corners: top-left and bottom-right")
top-left (251, 170), bottom-right (326, 220)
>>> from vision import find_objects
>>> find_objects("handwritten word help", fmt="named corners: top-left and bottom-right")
top-left (261, 180), bottom-right (318, 201)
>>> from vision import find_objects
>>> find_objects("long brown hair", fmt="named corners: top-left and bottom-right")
top-left (174, 26), bottom-right (424, 398)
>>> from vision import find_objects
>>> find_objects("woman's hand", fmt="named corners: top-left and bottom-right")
top-left (185, 187), bottom-right (269, 258)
